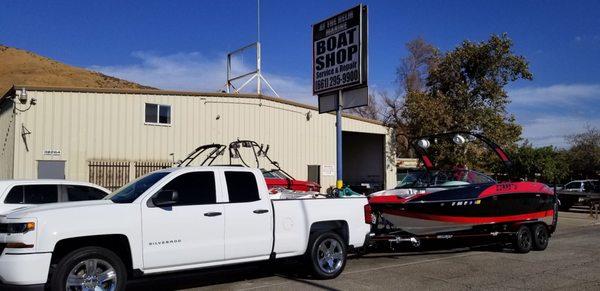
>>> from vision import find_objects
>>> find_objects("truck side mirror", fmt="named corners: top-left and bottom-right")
top-left (152, 190), bottom-right (179, 207)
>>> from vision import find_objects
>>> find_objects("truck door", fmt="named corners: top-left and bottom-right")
top-left (222, 170), bottom-right (273, 260)
top-left (141, 171), bottom-right (225, 269)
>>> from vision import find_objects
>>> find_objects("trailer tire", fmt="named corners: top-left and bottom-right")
top-left (305, 232), bottom-right (347, 279)
top-left (50, 246), bottom-right (127, 291)
top-left (530, 224), bottom-right (549, 251)
top-left (513, 225), bottom-right (532, 253)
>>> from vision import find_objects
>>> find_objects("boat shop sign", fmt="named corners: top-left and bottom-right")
top-left (312, 4), bottom-right (367, 95)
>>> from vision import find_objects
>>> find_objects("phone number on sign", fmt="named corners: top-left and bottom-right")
top-left (315, 70), bottom-right (359, 91)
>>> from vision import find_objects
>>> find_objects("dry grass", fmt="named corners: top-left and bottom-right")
top-left (0, 44), bottom-right (155, 93)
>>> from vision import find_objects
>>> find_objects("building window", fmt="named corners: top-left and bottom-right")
top-left (145, 103), bottom-right (171, 125)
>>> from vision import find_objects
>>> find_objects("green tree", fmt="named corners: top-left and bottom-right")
top-left (401, 34), bottom-right (531, 169)
top-left (506, 142), bottom-right (570, 183)
top-left (566, 126), bottom-right (600, 179)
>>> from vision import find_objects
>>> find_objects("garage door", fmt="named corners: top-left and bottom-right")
top-left (342, 132), bottom-right (385, 194)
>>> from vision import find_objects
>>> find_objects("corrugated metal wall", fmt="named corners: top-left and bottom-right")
top-left (0, 99), bottom-right (15, 179)
top-left (11, 90), bottom-right (396, 189)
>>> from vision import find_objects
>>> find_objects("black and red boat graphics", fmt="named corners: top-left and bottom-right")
top-left (368, 132), bottom-right (558, 237)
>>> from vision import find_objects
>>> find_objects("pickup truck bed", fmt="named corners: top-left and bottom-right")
top-left (272, 197), bottom-right (369, 257)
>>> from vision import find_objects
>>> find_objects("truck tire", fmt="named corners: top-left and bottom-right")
top-left (513, 225), bottom-right (532, 253)
top-left (50, 246), bottom-right (127, 291)
top-left (530, 224), bottom-right (549, 251)
top-left (305, 232), bottom-right (347, 279)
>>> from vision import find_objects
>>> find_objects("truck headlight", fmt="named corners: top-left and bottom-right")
top-left (0, 222), bottom-right (35, 234)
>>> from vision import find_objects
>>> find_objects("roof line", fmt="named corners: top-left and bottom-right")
top-left (3, 84), bottom-right (385, 126)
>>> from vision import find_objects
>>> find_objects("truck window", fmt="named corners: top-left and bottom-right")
top-left (225, 171), bottom-right (260, 203)
top-left (5, 185), bottom-right (59, 204)
top-left (66, 185), bottom-right (108, 201)
top-left (162, 172), bottom-right (216, 205)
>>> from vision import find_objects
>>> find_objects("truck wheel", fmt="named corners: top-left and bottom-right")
top-left (50, 246), bottom-right (126, 291)
top-left (531, 224), bottom-right (549, 251)
top-left (513, 225), bottom-right (532, 253)
top-left (305, 232), bottom-right (347, 279)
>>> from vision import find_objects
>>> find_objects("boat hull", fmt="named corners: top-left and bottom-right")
top-left (370, 182), bottom-right (557, 236)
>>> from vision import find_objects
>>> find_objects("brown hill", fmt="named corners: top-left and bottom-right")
top-left (0, 44), bottom-right (155, 93)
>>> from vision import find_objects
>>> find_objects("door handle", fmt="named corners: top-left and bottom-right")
top-left (253, 209), bottom-right (269, 214)
top-left (204, 212), bottom-right (222, 217)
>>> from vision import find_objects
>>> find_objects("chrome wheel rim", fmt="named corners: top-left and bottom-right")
top-left (317, 238), bottom-right (344, 274)
top-left (66, 258), bottom-right (117, 291)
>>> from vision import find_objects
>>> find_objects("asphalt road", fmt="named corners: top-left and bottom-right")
top-left (128, 207), bottom-right (600, 290)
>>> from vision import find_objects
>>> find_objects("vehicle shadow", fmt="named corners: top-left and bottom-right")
top-left (126, 259), bottom-right (340, 291)
top-left (126, 242), bottom-right (512, 291)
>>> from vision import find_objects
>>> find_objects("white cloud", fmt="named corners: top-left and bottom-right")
top-left (90, 51), bottom-right (313, 104)
top-left (509, 84), bottom-right (600, 106)
top-left (508, 83), bottom-right (600, 147)
top-left (521, 116), bottom-right (600, 148)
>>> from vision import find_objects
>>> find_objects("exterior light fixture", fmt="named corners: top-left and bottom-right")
top-left (18, 88), bottom-right (28, 104)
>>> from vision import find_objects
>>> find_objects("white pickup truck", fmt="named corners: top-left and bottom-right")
top-left (0, 167), bottom-right (370, 291)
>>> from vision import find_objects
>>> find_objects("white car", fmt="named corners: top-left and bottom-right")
top-left (0, 167), bottom-right (370, 290)
top-left (0, 180), bottom-right (110, 214)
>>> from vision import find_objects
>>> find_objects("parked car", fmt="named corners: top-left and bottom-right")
top-left (0, 180), bottom-right (110, 214)
top-left (0, 166), bottom-right (370, 290)
top-left (557, 179), bottom-right (600, 211)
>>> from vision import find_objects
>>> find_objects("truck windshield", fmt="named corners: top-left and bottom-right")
top-left (106, 172), bottom-right (169, 203)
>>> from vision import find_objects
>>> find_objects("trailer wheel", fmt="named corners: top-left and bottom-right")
top-left (50, 246), bottom-right (127, 291)
top-left (513, 225), bottom-right (532, 253)
top-left (305, 232), bottom-right (347, 279)
top-left (530, 224), bottom-right (549, 251)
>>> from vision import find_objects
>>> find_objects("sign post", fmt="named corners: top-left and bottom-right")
top-left (312, 4), bottom-right (368, 189)
top-left (336, 90), bottom-right (343, 189)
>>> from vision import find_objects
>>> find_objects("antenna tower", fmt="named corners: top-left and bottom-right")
top-left (225, 0), bottom-right (279, 97)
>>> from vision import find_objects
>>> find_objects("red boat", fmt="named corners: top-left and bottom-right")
top-left (367, 132), bottom-right (558, 253)
top-left (262, 169), bottom-right (321, 192)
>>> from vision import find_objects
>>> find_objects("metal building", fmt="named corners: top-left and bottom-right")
top-left (0, 85), bottom-right (396, 191)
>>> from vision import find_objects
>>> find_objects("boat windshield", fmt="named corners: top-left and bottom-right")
top-left (396, 170), bottom-right (495, 189)
top-left (262, 169), bottom-right (291, 179)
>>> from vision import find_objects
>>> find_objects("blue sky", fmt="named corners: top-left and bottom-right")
top-left (2, 0), bottom-right (599, 147)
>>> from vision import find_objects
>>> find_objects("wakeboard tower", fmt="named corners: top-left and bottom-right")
top-left (177, 140), bottom-right (321, 195)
